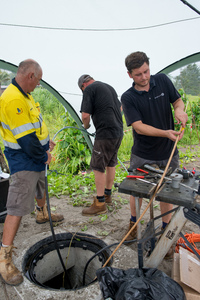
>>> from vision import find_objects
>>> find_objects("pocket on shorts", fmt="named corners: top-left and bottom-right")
top-left (7, 182), bottom-right (29, 210)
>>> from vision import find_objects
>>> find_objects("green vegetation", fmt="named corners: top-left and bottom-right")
top-left (173, 64), bottom-right (200, 96)
top-left (0, 82), bottom-right (200, 210)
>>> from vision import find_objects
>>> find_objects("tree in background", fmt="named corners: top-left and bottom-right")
top-left (0, 70), bottom-right (11, 87)
top-left (173, 63), bottom-right (200, 96)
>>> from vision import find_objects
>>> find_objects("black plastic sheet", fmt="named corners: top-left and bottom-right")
top-left (96, 267), bottom-right (186, 300)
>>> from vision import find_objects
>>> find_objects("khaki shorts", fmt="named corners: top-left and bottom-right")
top-left (90, 137), bottom-right (123, 173)
top-left (129, 153), bottom-right (179, 173)
top-left (6, 170), bottom-right (45, 216)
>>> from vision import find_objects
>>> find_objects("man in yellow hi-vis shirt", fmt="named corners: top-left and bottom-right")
top-left (0, 59), bottom-right (63, 286)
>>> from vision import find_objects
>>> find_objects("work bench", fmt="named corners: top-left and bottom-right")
top-left (118, 166), bottom-right (200, 268)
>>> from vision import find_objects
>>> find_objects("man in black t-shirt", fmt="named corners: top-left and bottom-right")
top-left (78, 75), bottom-right (123, 216)
top-left (121, 51), bottom-right (188, 243)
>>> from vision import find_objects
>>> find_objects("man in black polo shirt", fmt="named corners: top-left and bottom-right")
top-left (121, 51), bottom-right (188, 243)
top-left (78, 75), bottom-right (123, 216)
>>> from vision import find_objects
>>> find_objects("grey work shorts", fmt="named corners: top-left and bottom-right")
top-left (6, 170), bottom-right (45, 216)
top-left (129, 153), bottom-right (179, 173)
top-left (90, 137), bottom-right (123, 173)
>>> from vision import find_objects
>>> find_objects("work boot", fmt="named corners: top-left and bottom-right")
top-left (36, 204), bottom-right (64, 224)
top-left (82, 197), bottom-right (107, 216)
top-left (104, 194), bottom-right (112, 204)
top-left (124, 220), bottom-right (137, 241)
top-left (0, 245), bottom-right (23, 286)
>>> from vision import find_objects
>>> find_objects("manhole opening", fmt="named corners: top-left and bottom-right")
top-left (22, 232), bottom-right (112, 291)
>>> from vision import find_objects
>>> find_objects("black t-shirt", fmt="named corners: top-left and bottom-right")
top-left (121, 73), bottom-right (181, 160)
top-left (80, 81), bottom-right (123, 139)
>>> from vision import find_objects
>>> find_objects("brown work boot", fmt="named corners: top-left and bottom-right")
top-left (0, 245), bottom-right (23, 286)
top-left (104, 194), bottom-right (112, 204)
top-left (36, 204), bottom-right (64, 224)
top-left (82, 197), bottom-right (107, 216)
top-left (124, 220), bottom-right (137, 241)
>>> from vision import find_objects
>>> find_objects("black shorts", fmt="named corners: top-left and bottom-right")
top-left (90, 137), bottom-right (123, 173)
top-left (129, 153), bottom-right (179, 172)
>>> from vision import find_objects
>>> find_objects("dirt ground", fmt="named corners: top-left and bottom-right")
top-left (0, 146), bottom-right (200, 299)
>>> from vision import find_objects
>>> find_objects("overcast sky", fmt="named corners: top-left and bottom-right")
top-left (0, 0), bottom-right (200, 116)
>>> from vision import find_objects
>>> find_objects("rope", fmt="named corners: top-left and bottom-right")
top-left (175, 232), bottom-right (200, 255)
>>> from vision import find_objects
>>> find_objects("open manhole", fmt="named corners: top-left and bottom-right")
top-left (22, 232), bottom-right (112, 291)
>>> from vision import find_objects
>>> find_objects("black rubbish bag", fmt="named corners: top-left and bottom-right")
top-left (96, 267), bottom-right (186, 300)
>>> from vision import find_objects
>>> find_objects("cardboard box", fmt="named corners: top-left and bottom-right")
top-left (180, 248), bottom-right (200, 294)
top-left (172, 250), bottom-right (200, 300)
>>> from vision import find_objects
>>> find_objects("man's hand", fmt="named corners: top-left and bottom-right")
top-left (49, 140), bottom-right (56, 152)
top-left (173, 98), bottom-right (188, 128)
top-left (166, 129), bottom-right (184, 142)
top-left (174, 108), bottom-right (188, 128)
top-left (45, 151), bottom-right (52, 165)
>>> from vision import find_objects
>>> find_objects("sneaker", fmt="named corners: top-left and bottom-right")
top-left (124, 220), bottom-right (137, 241)
top-left (104, 194), bottom-right (112, 204)
top-left (82, 197), bottom-right (107, 216)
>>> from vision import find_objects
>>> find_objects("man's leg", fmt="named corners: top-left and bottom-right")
top-left (82, 169), bottom-right (107, 216)
top-left (2, 215), bottom-right (22, 246)
top-left (124, 195), bottom-right (143, 240)
top-left (160, 202), bottom-right (173, 225)
top-left (105, 166), bottom-right (115, 189)
top-left (104, 166), bottom-right (116, 203)
top-left (94, 169), bottom-right (106, 196)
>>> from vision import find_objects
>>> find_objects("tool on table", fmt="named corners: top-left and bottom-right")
top-left (144, 164), bottom-right (165, 174)
top-left (127, 167), bottom-right (158, 180)
top-left (126, 175), bottom-right (157, 179)
top-left (156, 173), bottom-right (198, 192)
top-left (177, 167), bottom-right (192, 179)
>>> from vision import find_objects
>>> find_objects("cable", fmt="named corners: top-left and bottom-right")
top-left (45, 126), bottom-right (95, 289)
top-left (52, 126), bottom-right (95, 141)
top-left (45, 164), bottom-right (72, 288)
top-left (46, 125), bottom-right (127, 287)
top-left (180, 0), bottom-right (200, 15)
top-left (0, 17), bottom-right (199, 31)
top-left (82, 238), bottom-right (137, 286)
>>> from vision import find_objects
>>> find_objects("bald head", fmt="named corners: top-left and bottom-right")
top-left (17, 59), bottom-right (42, 77)
top-left (15, 59), bottom-right (43, 94)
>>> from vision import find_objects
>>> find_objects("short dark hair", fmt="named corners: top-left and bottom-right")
top-left (125, 51), bottom-right (149, 73)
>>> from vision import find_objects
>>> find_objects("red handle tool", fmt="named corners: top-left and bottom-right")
top-left (136, 168), bottom-right (149, 174)
top-left (127, 175), bottom-right (145, 179)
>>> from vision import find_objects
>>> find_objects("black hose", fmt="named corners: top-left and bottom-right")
top-left (82, 238), bottom-right (137, 286)
top-left (44, 126), bottom-right (95, 288)
top-left (45, 125), bottom-right (127, 287)
top-left (45, 164), bottom-right (72, 288)
top-left (52, 126), bottom-right (95, 141)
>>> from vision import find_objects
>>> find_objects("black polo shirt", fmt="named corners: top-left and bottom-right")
top-left (121, 73), bottom-right (181, 160)
top-left (80, 81), bottom-right (123, 139)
